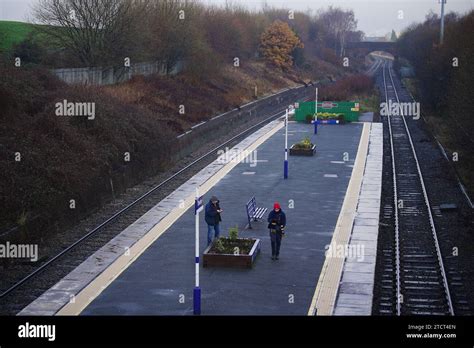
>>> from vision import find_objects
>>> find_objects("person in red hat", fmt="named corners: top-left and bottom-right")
top-left (267, 202), bottom-right (287, 260)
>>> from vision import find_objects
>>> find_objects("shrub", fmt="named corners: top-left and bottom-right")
top-left (260, 20), bottom-right (304, 70)
top-left (229, 225), bottom-right (239, 240)
top-left (12, 35), bottom-right (45, 65)
top-left (0, 63), bottom-right (173, 232)
top-left (214, 238), bottom-right (225, 253)
top-left (293, 136), bottom-right (313, 149)
top-left (320, 74), bottom-right (374, 101)
top-left (317, 112), bottom-right (341, 120)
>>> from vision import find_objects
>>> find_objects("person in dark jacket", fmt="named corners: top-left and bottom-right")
top-left (205, 195), bottom-right (223, 246)
top-left (267, 202), bottom-right (286, 260)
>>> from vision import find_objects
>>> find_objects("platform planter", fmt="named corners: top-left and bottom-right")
top-left (304, 113), bottom-right (346, 124)
top-left (289, 136), bottom-right (316, 157)
top-left (289, 143), bottom-right (316, 156)
top-left (203, 237), bottom-right (260, 268)
top-left (316, 113), bottom-right (346, 124)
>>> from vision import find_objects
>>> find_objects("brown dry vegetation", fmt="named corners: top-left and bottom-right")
top-left (319, 74), bottom-right (374, 100)
top-left (103, 61), bottom-right (307, 134)
top-left (0, 62), bottom-right (172, 232)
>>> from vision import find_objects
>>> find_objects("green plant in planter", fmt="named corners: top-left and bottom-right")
top-left (317, 112), bottom-right (338, 120)
top-left (293, 136), bottom-right (313, 150)
top-left (214, 238), bottom-right (225, 253)
top-left (229, 225), bottom-right (239, 240)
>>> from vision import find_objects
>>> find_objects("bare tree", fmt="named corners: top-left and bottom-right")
top-left (318, 6), bottom-right (357, 57)
top-left (144, 0), bottom-right (202, 73)
top-left (33, 0), bottom-right (146, 66)
top-left (346, 30), bottom-right (364, 43)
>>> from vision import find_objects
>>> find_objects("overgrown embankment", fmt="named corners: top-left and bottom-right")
top-left (396, 10), bottom-right (474, 197)
top-left (0, 63), bottom-right (172, 237)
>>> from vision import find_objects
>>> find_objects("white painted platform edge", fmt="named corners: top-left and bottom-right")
top-left (308, 123), bottom-right (370, 316)
top-left (333, 122), bottom-right (383, 316)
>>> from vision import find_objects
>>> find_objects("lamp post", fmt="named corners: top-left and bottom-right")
top-left (440, 0), bottom-right (447, 45)
top-left (314, 87), bottom-right (318, 134)
top-left (194, 188), bottom-right (203, 315)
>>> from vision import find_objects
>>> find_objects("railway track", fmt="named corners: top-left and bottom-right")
top-left (376, 60), bottom-right (454, 315)
top-left (0, 90), bottom-right (313, 315)
top-left (366, 56), bottom-right (383, 76)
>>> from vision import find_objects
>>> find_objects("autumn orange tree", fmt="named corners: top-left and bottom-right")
top-left (260, 20), bottom-right (304, 70)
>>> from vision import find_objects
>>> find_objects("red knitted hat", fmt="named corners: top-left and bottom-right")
top-left (274, 202), bottom-right (281, 210)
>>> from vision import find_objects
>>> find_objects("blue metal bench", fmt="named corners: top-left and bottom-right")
top-left (246, 197), bottom-right (267, 229)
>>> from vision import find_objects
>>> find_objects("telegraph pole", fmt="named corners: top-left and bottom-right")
top-left (440, 0), bottom-right (447, 45)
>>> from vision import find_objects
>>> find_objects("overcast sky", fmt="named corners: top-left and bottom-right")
top-left (1, 0), bottom-right (473, 36)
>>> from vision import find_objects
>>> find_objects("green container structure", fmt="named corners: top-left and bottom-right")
top-left (294, 101), bottom-right (360, 123)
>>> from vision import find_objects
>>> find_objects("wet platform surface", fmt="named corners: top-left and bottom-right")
top-left (82, 122), bottom-right (364, 315)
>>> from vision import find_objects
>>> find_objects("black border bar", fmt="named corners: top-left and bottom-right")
top-left (0, 316), bottom-right (472, 346)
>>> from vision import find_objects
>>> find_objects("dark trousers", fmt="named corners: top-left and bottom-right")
top-left (270, 230), bottom-right (283, 256)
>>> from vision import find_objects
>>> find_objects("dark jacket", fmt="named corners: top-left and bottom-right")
top-left (205, 200), bottom-right (222, 226)
top-left (267, 209), bottom-right (286, 231)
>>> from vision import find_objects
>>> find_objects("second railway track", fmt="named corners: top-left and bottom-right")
top-left (376, 60), bottom-right (454, 315)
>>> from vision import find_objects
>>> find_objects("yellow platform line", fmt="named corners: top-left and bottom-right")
top-left (57, 120), bottom-right (285, 316)
top-left (307, 122), bottom-right (370, 316)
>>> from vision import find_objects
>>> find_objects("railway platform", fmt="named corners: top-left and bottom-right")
top-left (20, 116), bottom-right (379, 316)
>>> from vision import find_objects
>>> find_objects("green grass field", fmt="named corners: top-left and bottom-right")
top-left (0, 21), bottom-right (38, 51)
